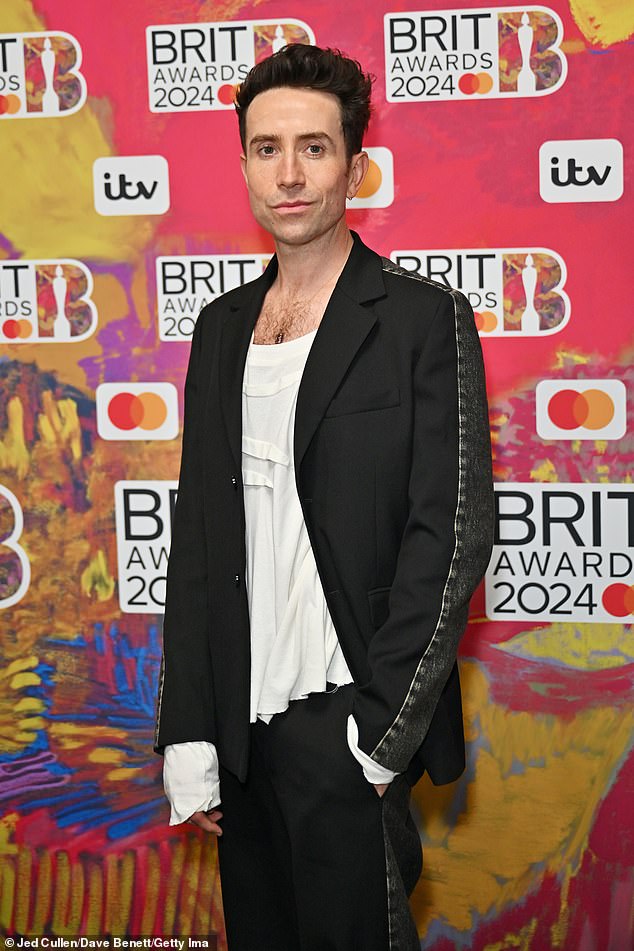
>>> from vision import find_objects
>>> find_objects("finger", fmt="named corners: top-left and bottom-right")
top-left (190, 816), bottom-right (223, 835)
top-left (189, 811), bottom-right (223, 834)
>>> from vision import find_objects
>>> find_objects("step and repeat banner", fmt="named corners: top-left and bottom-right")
top-left (0, 0), bottom-right (631, 948)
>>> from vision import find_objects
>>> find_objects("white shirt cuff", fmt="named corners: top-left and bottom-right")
top-left (346, 714), bottom-right (399, 785)
top-left (163, 741), bottom-right (221, 825)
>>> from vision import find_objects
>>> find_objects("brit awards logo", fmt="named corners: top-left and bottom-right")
top-left (486, 484), bottom-right (633, 623)
top-left (348, 147), bottom-right (394, 209)
top-left (536, 380), bottom-right (627, 441)
top-left (97, 384), bottom-right (179, 440)
top-left (0, 259), bottom-right (97, 343)
top-left (384, 6), bottom-right (566, 102)
top-left (156, 254), bottom-right (270, 340)
top-left (391, 248), bottom-right (570, 336)
top-left (146, 19), bottom-right (315, 112)
top-left (0, 32), bottom-right (86, 118)
top-left (115, 481), bottom-right (177, 612)
top-left (0, 486), bottom-right (30, 610)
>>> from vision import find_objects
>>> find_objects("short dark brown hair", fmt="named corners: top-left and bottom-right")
top-left (235, 44), bottom-right (373, 160)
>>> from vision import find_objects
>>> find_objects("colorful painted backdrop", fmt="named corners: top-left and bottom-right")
top-left (1, 0), bottom-right (632, 948)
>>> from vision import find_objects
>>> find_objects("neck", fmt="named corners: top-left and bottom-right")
top-left (273, 221), bottom-right (353, 299)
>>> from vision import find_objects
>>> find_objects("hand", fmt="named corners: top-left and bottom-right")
top-left (373, 783), bottom-right (390, 798)
top-left (188, 808), bottom-right (223, 834)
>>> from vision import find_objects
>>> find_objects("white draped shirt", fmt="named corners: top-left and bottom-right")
top-left (163, 330), bottom-right (397, 824)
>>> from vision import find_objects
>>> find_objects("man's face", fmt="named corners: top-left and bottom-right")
top-left (240, 86), bottom-right (368, 248)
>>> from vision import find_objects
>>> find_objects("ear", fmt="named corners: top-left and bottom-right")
top-left (346, 151), bottom-right (370, 200)
top-left (239, 152), bottom-right (248, 185)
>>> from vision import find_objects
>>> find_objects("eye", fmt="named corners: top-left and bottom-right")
top-left (306, 143), bottom-right (324, 155)
top-left (258, 144), bottom-right (276, 156)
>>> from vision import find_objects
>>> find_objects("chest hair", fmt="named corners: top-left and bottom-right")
top-left (254, 295), bottom-right (324, 345)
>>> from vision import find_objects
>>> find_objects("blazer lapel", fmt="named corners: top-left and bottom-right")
top-left (218, 259), bottom-right (277, 471)
top-left (294, 234), bottom-right (387, 470)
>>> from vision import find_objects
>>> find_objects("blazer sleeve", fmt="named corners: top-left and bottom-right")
top-left (154, 311), bottom-right (216, 753)
top-left (350, 288), bottom-right (494, 774)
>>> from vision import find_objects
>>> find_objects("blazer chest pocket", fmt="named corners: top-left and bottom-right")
top-left (324, 385), bottom-right (400, 419)
top-left (368, 586), bottom-right (391, 630)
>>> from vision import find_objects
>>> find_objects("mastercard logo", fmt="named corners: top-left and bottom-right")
top-left (2, 318), bottom-right (33, 339)
top-left (96, 383), bottom-right (179, 441)
top-left (536, 380), bottom-right (626, 441)
top-left (602, 583), bottom-right (634, 618)
top-left (458, 73), bottom-right (494, 96)
top-left (349, 147), bottom-right (394, 209)
top-left (108, 392), bottom-right (169, 430)
top-left (0, 94), bottom-right (21, 115)
top-left (474, 311), bottom-right (498, 333)
top-left (548, 389), bottom-right (614, 430)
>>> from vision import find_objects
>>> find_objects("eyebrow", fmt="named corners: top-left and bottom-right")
top-left (248, 131), bottom-right (336, 149)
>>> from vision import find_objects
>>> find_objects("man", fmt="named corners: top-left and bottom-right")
top-left (155, 44), bottom-right (494, 951)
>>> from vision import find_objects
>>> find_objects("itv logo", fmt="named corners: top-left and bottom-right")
top-left (539, 139), bottom-right (623, 203)
top-left (93, 156), bottom-right (170, 215)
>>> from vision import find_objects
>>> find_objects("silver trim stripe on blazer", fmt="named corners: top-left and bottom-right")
top-left (370, 259), bottom-right (493, 771)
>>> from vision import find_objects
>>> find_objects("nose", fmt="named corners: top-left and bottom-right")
top-left (277, 150), bottom-right (305, 189)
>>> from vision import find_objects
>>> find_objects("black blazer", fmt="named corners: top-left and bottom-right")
top-left (155, 232), bottom-right (494, 787)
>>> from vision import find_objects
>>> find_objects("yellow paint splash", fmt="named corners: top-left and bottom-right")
top-left (10, 671), bottom-right (40, 689)
top-left (0, 814), bottom-right (19, 857)
top-left (569, 0), bottom-right (634, 47)
top-left (81, 550), bottom-right (115, 602)
top-left (560, 37), bottom-right (589, 53)
top-left (106, 767), bottom-right (144, 781)
top-left (550, 870), bottom-right (572, 947)
top-left (50, 851), bottom-right (84, 935)
top-left (104, 852), bottom-right (135, 934)
top-left (497, 621), bottom-right (634, 670)
top-left (530, 459), bottom-right (558, 482)
top-left (0, 658), bottom-right (45, 753)
top-left (37, 392), bottom-right (82, 460)
top-left (88, 747), bottom-right (126, 765)
top-left (50, 722), bottom-right (128, 749)
top-left (140, 848), bottom-right (160, 934)
top-left (14, 847), bottom-right (32, 934)
top-left (553, 350), bottom-right (590, 368)
top-left (483, 918), bottom-right (538, 950)
top-left (0, 397), bottom-right (30, 478)
top-left (86, 863), bottom-right (103, 935)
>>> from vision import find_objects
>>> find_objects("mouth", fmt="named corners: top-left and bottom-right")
top-left (272, 201), bottom-right (312, 212)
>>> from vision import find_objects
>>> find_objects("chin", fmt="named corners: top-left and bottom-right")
top-left (268, 222), bottom-right (319, 246)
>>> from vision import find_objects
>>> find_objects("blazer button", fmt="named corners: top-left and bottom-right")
top-left (231, 476), bottom-right (238, 490)
top-left (234, 574), bottom-right (240, 587)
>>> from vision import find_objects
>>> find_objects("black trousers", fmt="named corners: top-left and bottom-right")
top-left (216, 684), bottom-right (422, 951)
